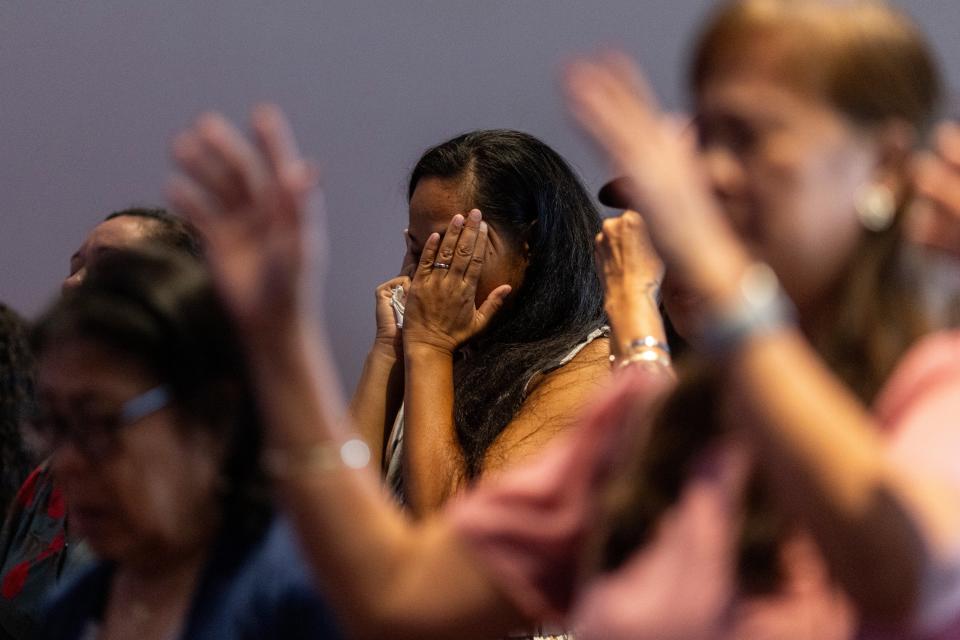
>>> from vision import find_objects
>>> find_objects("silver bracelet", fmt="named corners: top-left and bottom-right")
top-left (697, 262), bottom-right (795, 357)
top-left (610, 335), bottom-right (672, 370)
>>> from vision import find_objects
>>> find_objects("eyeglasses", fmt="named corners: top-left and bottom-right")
top-left (30, 386), bottom-right (171, 459)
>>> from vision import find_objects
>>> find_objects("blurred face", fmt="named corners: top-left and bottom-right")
top-left (40, 339), bottom-right (223, 566)
top-left (695, 61), bottom-right (880, 310)
top-left (407, 176), bottom-right (527, 305)
top-left (64, 217), bottom-right (157, 291)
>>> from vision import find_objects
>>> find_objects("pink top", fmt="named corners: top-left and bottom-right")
top-left (447, 331), bottom-right (960, 640)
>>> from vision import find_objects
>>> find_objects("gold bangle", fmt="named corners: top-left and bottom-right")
top-left (262, 438), bottom-right (371, 480)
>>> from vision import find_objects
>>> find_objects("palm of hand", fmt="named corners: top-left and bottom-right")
top-left (168, 106), bottom-right (319, 335)
top-left (205, 193), bottom-right (309, 331)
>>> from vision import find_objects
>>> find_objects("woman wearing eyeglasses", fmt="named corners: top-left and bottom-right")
top-left (31, 249), bottom-right (341, 640)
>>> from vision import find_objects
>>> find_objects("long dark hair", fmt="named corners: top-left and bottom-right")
top-left (596, 0), bottom-right (944, 594)
top-left (409, 130), bottom-right (606, 477)
top-left (31, 248), bottom-right (270, 533)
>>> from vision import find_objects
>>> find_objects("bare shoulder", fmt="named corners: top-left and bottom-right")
top-left (527, 335), bottom-right (611, 397)
top-left (482, 336), bottom-right (611, 473)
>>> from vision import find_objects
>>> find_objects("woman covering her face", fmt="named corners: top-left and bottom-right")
top-left (168, 1), bottom-right (960, 638)
top-left (349, 130), bottom-right (610, 516)
top-left (31, 250), bottom-right (341, 640)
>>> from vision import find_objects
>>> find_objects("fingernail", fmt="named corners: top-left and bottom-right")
top-left (480, 221), bottom-right (488, 233)
top-left (452, 214), bottom-right (464, 228)
top-left (469, 209), bottom-right (482, 222)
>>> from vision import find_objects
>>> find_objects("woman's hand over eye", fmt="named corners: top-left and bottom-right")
top-left (402, 209), bottom-right (512, 356)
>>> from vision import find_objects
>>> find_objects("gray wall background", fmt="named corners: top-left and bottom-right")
top-left (1, 1), bottom-right (957, 389)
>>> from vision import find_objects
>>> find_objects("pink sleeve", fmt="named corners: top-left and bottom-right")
top-left (445, 367), bottom-right (673, 622)
top-left (872, 331), bottom-right (960, 639)
top-left (877, 331), bottom-right (960, 488)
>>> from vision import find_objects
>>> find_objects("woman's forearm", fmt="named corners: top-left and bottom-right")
top-left (605, 289), bottom-right (666, 359)
top-left (350, 344), bottom-right (404, 467)
top-left (727, 329), bottom-right (959, 620)
top-left (402, 344), bottom-right (464, 516)
top-left (246, 323), bottom-right (519, 639)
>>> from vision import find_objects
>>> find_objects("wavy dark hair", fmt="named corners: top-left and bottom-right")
top-left (31, 248), bottom-right (269, 533)
top-left (0, 303), bottom-right (37, 518)
top-left (409, 130), bottom-right (606, 477)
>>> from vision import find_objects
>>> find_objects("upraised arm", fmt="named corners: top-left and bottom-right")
top-left (168, 106), bottom-right (526, 639)
top-left (566, 55), bottom-right (960, 627)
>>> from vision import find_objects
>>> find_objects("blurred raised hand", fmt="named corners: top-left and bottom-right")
top-left (566, 54), bottom-right (748, 304)
top-left (168, 106), bottom-right (320, 335)
top-left (910, 121), bottom-right (960, 258)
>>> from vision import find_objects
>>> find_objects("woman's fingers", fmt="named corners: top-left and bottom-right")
top-left (934, 122), bottom-right (960, 171)
top-left (568, 58), bottom-right (651, 139)
top-left (194, 112), bottom-right (268, 210)
top-left (167, 174), bottom-right (220, 240)
top-left (462, 219), bottom-right (489, 286)
top-left (450, 209), bottom-right (482, 278)
top-left (601, 50), bottom-right (659, 112)
top-left (196, 113), bottom-right (267, 206)
top-left (252, 105), bottom-right (302, 178)
top-left (415, 233), bottom-right (442, 277)
top-left (172, 130), bottom-right (244, 210)
top-left (476, 284), bottom-right (513, 327)
top-left (431, 213), bottom-right (466, 274)
top-left (914, 153), bottom-right (960, 217)
top-left (566, 55), bottom-right (664, 181)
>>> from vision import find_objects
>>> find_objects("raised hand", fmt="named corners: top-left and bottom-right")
top-left (168, 106), bottom-right (320, 336)
top-left (596, 211), bottom-right (664, 307)
top-left (596, 211), bottom-right (666, 356)
top-left (909, 121), bottom-right (960, 258)
top-left (566, 54), bottom-right (748, 304)
top-left (401, 209), bottom-right (512, 355)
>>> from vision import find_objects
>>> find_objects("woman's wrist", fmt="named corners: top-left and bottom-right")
top-left (605, 285), bottom-right (666, 358)
top-left (695, 262), bottom-right (796, 357)
top-left (371, 336), bottom-right (402, 362)
top-left (403, 338), bottom-right (456, 361)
